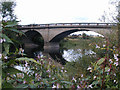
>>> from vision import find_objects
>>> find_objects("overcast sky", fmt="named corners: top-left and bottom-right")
top-left (14, 0), bottom-right (112, 25)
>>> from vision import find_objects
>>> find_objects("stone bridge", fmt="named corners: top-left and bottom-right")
top-left (17, 23), bottom-right (116, 48)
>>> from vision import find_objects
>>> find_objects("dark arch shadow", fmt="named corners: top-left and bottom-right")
top-left (50, 29), bottom-right (89, 42)
top-left (22, 30), bottom-right (44, 57)
top-left (48, 49), bottom-right (67, 65)
top-left (24, 30), bottom-right (44, 46)
top-left (49, 53), bottom-right (67, 65)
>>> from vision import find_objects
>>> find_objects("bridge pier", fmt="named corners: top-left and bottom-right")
top-left (44, 42), bottom-right (60, 52)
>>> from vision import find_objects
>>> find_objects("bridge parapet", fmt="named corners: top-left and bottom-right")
top-left (18, 23), bottom-right (117, 29)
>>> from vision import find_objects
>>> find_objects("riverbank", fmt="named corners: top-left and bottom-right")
top-left (60, 37), bottom-right (105, 50)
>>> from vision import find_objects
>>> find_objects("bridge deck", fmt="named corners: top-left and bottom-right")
top-left (17, 23), bottom-right (117, 30)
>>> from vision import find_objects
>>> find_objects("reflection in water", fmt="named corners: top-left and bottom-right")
top-left (24, 43), bottom-right (96, 65)
top-left (24, 45), bottom-right (43, 58)
top-left (24, 44), bottom-right (67, 65)
top-left (49, 52), bottom-right (67, 65)
top-left (63, 49), bottom-right (96, 62)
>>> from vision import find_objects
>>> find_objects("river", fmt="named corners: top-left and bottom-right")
top-left (24, 39), bottom-right (97, 65)
top-left (17, 37), bottom-right (105, 78)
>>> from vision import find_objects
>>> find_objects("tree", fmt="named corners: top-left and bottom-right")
top-left (117, 1), bottom-right (120, 88)
top-left (105, 1), bottom-right (120, 88)
top-left (1, 0), bottom-right (16, 21)
top-left (82, 33), bottom-right (89, 39)
top-left (1, 0), bottom-right (24, 52)
top-left (1, 1), bottom-right (25, 88)
top-left (117, 1), bottom-right (120, 48)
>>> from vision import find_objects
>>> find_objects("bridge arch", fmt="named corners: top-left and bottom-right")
top-left (24, 30), bottom-right (44, 46)
top-left (50, 29), bottom-right (103, 42)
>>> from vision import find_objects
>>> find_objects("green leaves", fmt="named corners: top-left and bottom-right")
top-left (5, 21), bottom-right (18, 27)
top-left (105, 67), bottom-right (110, 72)
top-left (16, 84), bottom-right (29, 88)
top-left (61, 81), bottom-right (73, 85)
top-left (96, 58), bottom-right (105, 65)
top-left (92, 81), bottom-right (99, 85)
top-left (2, 1), bottom-right (16, 21)
top-left (93, 58), bottom-right (105, 70)
top-left (2, 21), bottom-right (24, 35)
top-left (15, 57), bottom-right (41, 65)
top-left (3, 43), bottom-right (10, 54)
top-left (8, 28), bottom-right (24, 35)
top-left (1, 21), bottom-right (25, 57)
top-left (2, 82), bottom-right (14, 88)
top-left (50, 80), bottom-right (58, 84)
top-left (3, 67), bottom-right (23, 75)
top-left (1, 34), bottom-right (13, 44)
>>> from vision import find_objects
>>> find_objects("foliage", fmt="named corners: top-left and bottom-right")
top-left (1, 20), bottom-right (26, 88)
top-left (1, 0), bottom-right (120, 89)
top-left (2, 56), bottom-right (74, 88)
top-left (1, 1), bottom-right (25, 89)
top-left (1, 21), bottom-right (24, 56)
top-left (60, 37), bottom-right (104, 50)
top-left (59, 32), bottom-right (119, 88)
top-left (86, 47), bottom-right (119, 88)
top-left (65, 55), bottom-right (96, 79)
top-left (1, 0), bottom-right (24, 53)
top-left (1, 1), bottom-right (16, 21)
top-left (82, 33), bottom-right (89, 39)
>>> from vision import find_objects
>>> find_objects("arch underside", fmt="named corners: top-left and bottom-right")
top-left (25, 30), bottom-right (42, 40)
top-left (50, 29), bottom-right (91, 42)
top-left (24, 30), bottom-right (44, 46)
